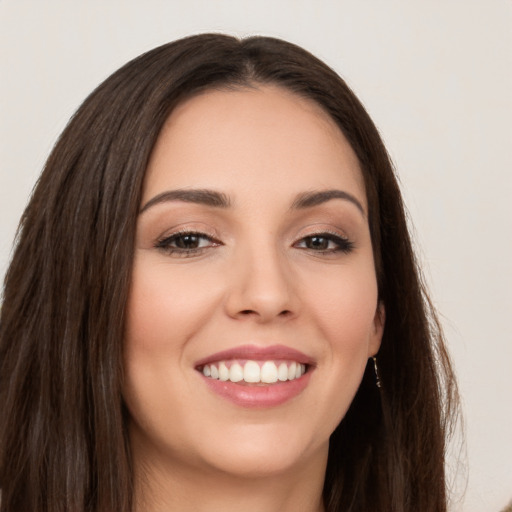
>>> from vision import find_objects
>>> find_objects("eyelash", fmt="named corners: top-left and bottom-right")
top-left (293, 232), bottom-right (354, 254)
top-left (155, 230), bottom-right (354, 257)
top-left (155, 230), bottom-right (221, 257)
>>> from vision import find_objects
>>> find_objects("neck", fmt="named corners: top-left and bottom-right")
top-left (131, 438), bottom-right (327, 512)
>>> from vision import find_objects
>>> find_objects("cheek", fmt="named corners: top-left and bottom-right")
top-left (122, 258), bottom-right (222, 423)
top-left (122, 257), bottom-right (222, 445)
top-left (301, 264), bottom-right (379, 423)
top-left (305, 262), bottom-right (379, 350)
top-left (125, 257), bottom-right (221, 355)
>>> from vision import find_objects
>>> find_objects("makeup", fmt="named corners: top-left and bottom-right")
top-left (195, 344), bottom-right (314, 408)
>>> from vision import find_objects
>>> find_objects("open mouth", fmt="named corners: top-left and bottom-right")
top-left (194, 345), bottom-right (314, 407)
top-left (198, 360), bottom-right (308, 384)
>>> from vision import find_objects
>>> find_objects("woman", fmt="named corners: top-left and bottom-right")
top-left (0, 34), bottom-right (458, 511)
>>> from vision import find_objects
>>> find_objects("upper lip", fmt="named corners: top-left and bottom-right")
top-left (194, 344), bottom-right (314, 368)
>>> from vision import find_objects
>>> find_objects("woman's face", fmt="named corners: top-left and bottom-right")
top-left (124, 85), bottom-right (384, 478)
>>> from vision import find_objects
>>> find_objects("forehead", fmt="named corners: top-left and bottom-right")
top-left (143, 85), bottom-right (366, 208)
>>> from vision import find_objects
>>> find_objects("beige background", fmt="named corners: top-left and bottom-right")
top-left (1, 1), bottom-right (511, 510)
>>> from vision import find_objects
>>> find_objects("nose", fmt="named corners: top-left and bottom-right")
top-left (224, 243), bottom-right (298, 323)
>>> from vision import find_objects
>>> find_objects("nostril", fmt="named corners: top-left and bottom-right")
top-left (238, 309), bottom-right (291, 318)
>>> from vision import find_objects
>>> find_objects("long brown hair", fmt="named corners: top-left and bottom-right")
top-left (0, 33), bottom-right (458, 511)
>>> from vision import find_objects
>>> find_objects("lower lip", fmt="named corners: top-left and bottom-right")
top-left (201, 371), bottom-right (312, 408)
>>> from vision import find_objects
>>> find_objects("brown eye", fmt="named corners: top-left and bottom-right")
top-left (305, 236), bottom-right (330, 250)
top-left (155, 231), bottom-right (220, 255)
top-left (294, 233), bottom-right (354, 254)
top-left (173, 234), bottom-right (202, 249)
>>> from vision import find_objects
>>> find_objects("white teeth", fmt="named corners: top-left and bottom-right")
top-left (260, 361), bottom-right (278, 383)
top-left (229, 362), bottom-right (244, 382)
top-left (288, 362), bottom-right (297, 381)
top-left (244, 361), bottom-right (261, 383)
top-left (277, 362), bottom-right (288, 381)
top-left (218, 362), bottom-right (229, 381)
top-left (201, 360), bottom-right (307, 384)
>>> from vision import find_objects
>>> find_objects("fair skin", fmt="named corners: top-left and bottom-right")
top-left (124, 85), bottom-right (384, 512)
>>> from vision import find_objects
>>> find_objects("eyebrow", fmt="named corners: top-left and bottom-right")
top-left (140, 187), bottom-right (365, 217)
top-left (140, 188), bottom-right (231, 213)
top-left (291, 189), bottom-right (366, 216)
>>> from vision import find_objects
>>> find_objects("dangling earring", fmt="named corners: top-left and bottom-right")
top-left (372, 356), bottom-right (382, 388)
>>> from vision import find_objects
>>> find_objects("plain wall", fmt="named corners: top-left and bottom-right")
top-left (1, 1), bottom-right (511, 510)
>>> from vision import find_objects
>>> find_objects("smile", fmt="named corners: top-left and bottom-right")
top-left (195, 345), bottom-right (314, 407)
top-left (201, 360), bottom-right (308, 384)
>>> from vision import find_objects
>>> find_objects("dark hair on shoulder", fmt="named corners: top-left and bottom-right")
top-left (0, 33), bottom-right (459, 512)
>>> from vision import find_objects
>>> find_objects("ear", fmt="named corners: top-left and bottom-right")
top-left (368, 301), bottom-right (385, 357)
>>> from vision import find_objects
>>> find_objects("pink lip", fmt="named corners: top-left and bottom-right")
top-left (194, 344), bottom-right (313, 367)
top-left (195, 344), bottom-right (314, 408)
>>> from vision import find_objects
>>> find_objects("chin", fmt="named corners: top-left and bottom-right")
top-left (188, 422), bottom-right (330, 479)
